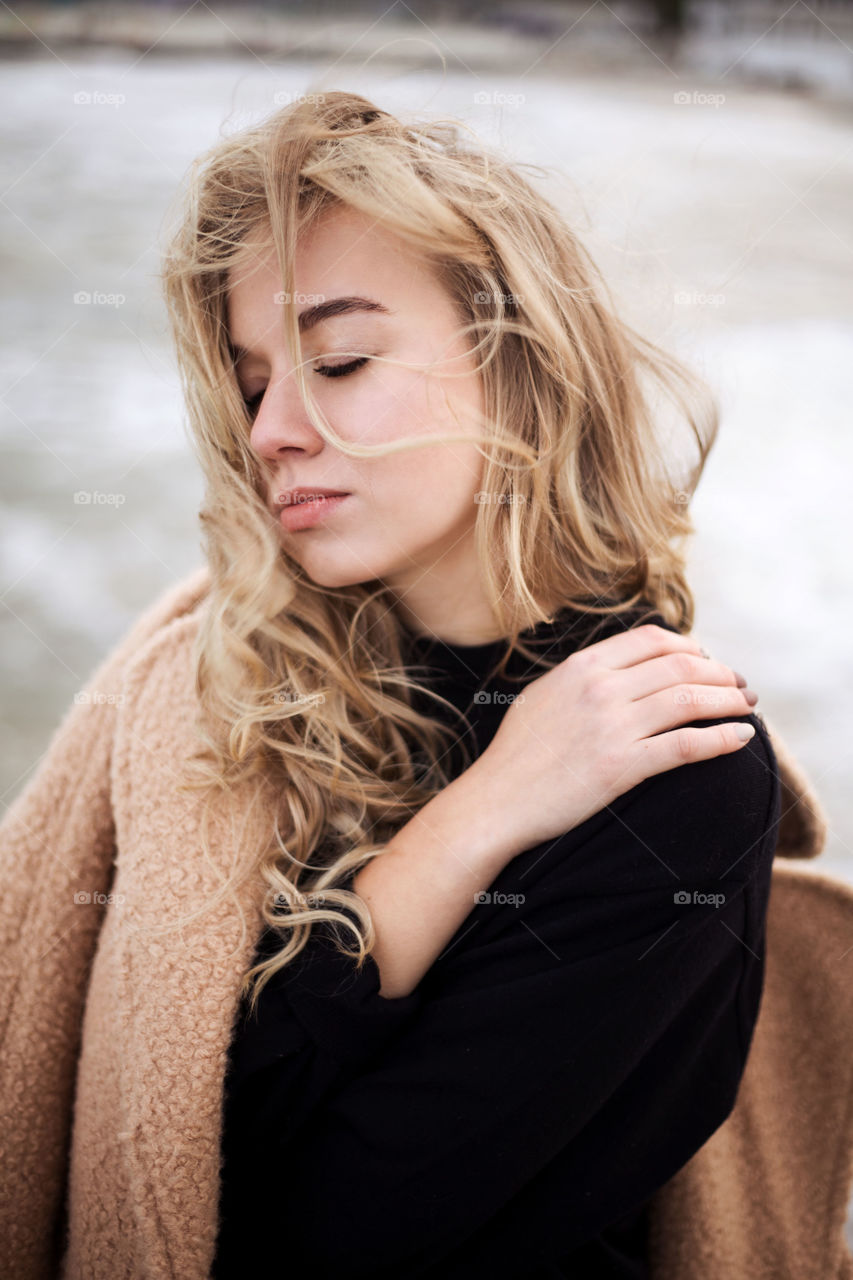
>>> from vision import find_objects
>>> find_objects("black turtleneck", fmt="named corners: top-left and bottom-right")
top-left (212, 604), bottom-right (780, 1279)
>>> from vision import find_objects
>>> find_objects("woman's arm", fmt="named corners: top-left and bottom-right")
top-left (351, 762), bottom-right (519, 998)
top-left (351, 623), bottom-right (756, 999)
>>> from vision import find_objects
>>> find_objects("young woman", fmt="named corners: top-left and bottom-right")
top-left (1, 91), bottom-right (780, 1278)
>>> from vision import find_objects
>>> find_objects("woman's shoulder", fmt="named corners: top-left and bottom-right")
top-left (582, 601), bottom-right (780, 884)
top-left (498, 708), bottom-right (781, 912)
top-left (616, 708), bottom-right (781, 884)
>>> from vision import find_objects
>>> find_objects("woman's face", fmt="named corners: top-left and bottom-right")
top-left (226, 206), bottom-right (489, 623)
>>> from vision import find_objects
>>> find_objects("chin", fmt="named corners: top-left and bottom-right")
top-left (288, 551), bottom-right (377, 591)
top-left (282, 530), bottom-right (414, 590)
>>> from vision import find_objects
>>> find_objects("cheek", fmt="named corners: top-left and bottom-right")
top-left (350, 356), bottom-right (483, 445)
top-left (369, 441), bottom-right (484, 543)
top-left (329, 360), bottom-right (485, 538)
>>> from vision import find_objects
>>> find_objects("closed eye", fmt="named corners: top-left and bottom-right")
top-left (314, 356), bottom-right (370, 379)
top-left (241, 356), bottom-right (370, 416)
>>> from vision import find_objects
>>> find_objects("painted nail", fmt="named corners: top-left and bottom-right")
top-left (743, 688), bottom-right (758, 705)
top-left (733, 670), bottom-right (747, 687)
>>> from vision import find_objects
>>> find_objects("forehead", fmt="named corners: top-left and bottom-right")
top-left (229, 209), bottom-right (389, 292)
top-left (226, 206), bottom-right (443, 328)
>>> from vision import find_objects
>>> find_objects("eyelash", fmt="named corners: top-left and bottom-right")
top-left (241, 356), bottom-right (370, 413)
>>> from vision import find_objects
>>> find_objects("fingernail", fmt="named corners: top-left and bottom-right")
top-left (733, 670), bottom-right (747, 687)
top-left (735, 723), bottom-right (756, 741)
top-left (742, 688), bottom-right (758, 705)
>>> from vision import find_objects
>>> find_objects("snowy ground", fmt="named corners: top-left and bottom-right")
top-left (1, 32), bottom-right (851, 890)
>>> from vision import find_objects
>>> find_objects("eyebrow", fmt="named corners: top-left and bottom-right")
top-left (227, 295), bottom-right (393, 364)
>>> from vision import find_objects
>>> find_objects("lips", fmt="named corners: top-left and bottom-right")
top-left (277, 492), bottom-right (350, 532)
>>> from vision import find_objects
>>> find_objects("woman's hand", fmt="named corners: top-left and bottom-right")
top-left (463, 623), bottom-right (760, 859)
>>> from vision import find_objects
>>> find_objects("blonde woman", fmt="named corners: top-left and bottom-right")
top-left (1, 92), bottom-right (779, 1279)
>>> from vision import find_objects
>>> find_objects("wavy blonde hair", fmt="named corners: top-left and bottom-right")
top-left (156, 89), bottom-right (718, 1018)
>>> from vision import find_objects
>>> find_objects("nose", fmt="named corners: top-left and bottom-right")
top-left (248, 369), bottom-right (327, 464)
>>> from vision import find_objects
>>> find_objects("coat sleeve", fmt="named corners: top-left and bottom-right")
top-left (214, 713), bottom-right (781, 1279)
top-left (0, 566), bottom-right (210, 1279)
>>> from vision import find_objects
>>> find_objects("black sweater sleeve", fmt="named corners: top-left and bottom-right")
top-left (222, 908), bottom-right (425, 1125)
top-left (215, 712), bottom-right (780, 1279)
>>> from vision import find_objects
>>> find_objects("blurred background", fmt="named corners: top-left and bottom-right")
top-left (2, 1), bottom-right (852, 898)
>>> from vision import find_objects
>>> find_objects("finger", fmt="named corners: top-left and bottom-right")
top-left (618, 652), bottom-right (748, 702)
top-left (579, 623), bottom-right (706, 672)
top-left (630, 719), bottom-right (757, 783)
top-left (633, 684), bottom-right (756, 741)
